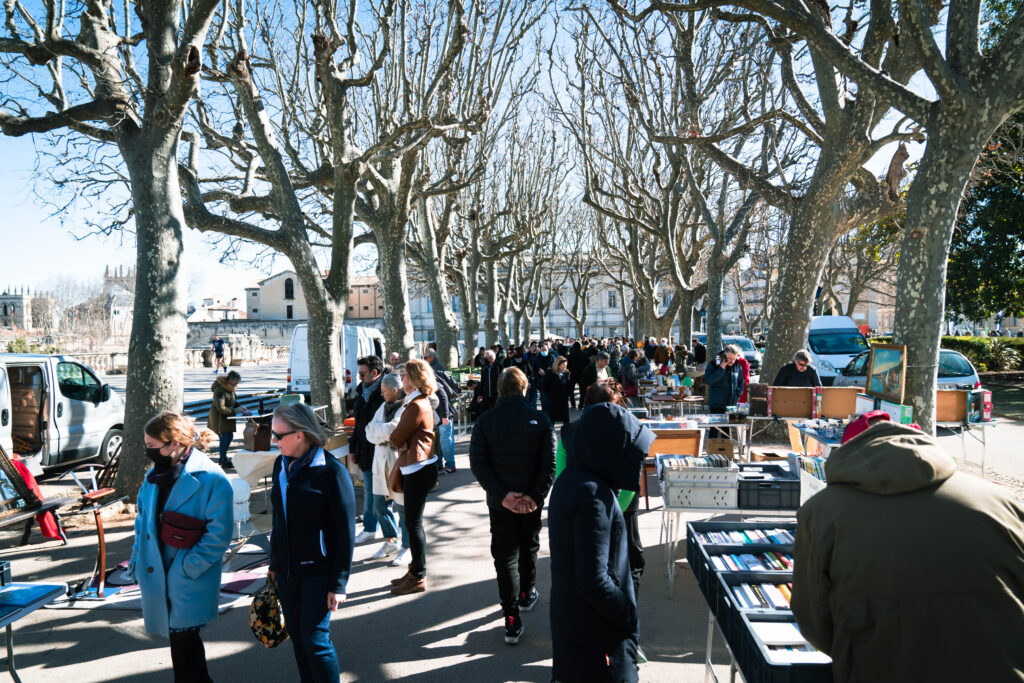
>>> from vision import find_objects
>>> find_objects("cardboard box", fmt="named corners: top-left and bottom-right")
top-left (814, 387), bottom-right (860, 419)
top-left (705, 438), bottom-right (735, 460)
top-left (936, 390), bottom-right (969, 423)
top-left (768, 387), bottom-right (814, 418)
top-left (750, 450), bottom-right (788, 462)
top-left (878, 400), bottom-right (914, 424)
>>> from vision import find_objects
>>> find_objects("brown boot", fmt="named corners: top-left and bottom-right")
top-left (390, 571), bottom-right (413, 586)
top-left (391, 575), bottom-right (426, 595)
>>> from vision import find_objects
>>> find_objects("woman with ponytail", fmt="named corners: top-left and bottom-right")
top-left (128, 412), bottom-right (234, 682)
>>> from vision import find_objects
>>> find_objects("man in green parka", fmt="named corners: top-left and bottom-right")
top-left (793, 418), bottom-right (1024, 682)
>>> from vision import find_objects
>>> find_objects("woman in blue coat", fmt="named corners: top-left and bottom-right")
top-left (129, 412), bottom-right (234, 682)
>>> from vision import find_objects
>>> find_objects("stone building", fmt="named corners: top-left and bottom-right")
top-left (0, 286), bottom-right (33, 330)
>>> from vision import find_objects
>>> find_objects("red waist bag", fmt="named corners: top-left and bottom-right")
top-left (160, 510), bottom-right (207, 549)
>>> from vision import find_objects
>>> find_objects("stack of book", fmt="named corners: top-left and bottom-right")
top-left (659, 454), bottom-right (732, 470)
top-left (693, 528), bottom-right (795, 545)
top-left (710, 551), bottom-right (793, 572)
top-left (731, 581), bottom-right (793, 610)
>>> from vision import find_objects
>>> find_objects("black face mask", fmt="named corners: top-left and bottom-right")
top-left (145, 447), bottom-right (173, 471)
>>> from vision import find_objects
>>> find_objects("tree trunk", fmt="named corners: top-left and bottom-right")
top-left (456, 277), bottom-right (479, 365)
top-left (376, 236), bottom-right (415, 357)
top-left (894, 119), bottom-right (989, 433)
top-left (116, 134), bottom-right (189, 499)
top-left (678, 289), bottom-right (695, 348)
top-left (706, 257), bottom-right (725, 356)
top-left (761, 197), bottom-right (842, 384)
top-left (483, 262), bottom-right (500, 346)
top-left (296, 271), bottom-right (346, 426)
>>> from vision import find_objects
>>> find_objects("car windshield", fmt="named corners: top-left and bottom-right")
top-left (938, 351), bottom-right (975, 377)
top-left (726, 338), bottom-right (756, 351)
top-left (808, 332), bottom-right (869, 355)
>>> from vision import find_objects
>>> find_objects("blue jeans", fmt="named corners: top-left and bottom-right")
top-left (394, 503), bottom-right (410, 548)
top-left (371, 494), bottom-right (399, 539)
top-left (361, 470), bottom-right (377, 533)
top-left (277, 574), bottom-right (339, 683)
top-left (217, 432), bottom-right (233, 464)
top-left (438, 421), bottom-right (455, 469)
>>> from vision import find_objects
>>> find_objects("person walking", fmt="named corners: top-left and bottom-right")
top-left (691, 337), bottom-right (707, 366)
top-left (388, 359), bottom-right (438, 594)
top-left (365, 373), bottom-right (408, 564)
top-left (543, 357), bottom-right (571, 426)
top-left (211, 336), bottom-right (226, 374)
top-left (548, 400), bottom-right (655, 682)
top-left (566, 341), bottom-right (589, 409)
top-left (423, 348), bottom-right (458, 474)
top-left (268, 403), bottom-right (355, 683)
top-left (351, 356), bottom-right (385, 545)
top-left (472, 350), bottom-right (500, 419)
top-left (578, 351), bottom-right (611, 402)
top-left (772, 349), bottom-right (822, 387)
top-left (531, 341), bottom-right (555, 412)
top-left (470, 367), bottom-right (556, 645)
top-left (207, 370), bottom-right (244, 469)
top-left (131, 412), bottom-right (233, 683)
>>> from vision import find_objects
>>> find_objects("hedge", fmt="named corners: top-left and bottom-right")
top-left (868, 335), bottom-right (1024, 371)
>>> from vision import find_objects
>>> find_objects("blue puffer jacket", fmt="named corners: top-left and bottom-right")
top-left (129, 451), bottom-right (233, 637)
top-left (705, 361), bottom-right (744, 410)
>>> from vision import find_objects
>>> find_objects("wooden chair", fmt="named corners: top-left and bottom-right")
top-left (641, 429), bottom-right (704, 510)
top-left (60, 446), bottom-right (126, 599)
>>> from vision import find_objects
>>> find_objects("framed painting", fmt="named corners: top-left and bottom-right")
top-left (866, 344), bottom-right (907, 404)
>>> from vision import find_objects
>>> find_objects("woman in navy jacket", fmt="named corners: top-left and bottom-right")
top-left (268, 403), bottom-right (356, 683)
top-left (130, 412), bottom-right (233, 682)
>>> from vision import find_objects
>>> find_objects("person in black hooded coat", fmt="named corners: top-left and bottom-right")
top-left (548, 402), bottom-right (655, 683)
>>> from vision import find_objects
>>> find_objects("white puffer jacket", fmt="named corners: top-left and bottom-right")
top-left (365, 401), bottom-right (407, 505)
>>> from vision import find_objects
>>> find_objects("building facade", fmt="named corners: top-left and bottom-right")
top-left (244, 270), bottom-right (383, 324)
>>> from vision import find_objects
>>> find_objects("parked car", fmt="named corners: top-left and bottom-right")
top-left (0, 354), bottom-right (125, 475)
top-left (805, 316), bottom-right (870, 385)
top-left (287, 324), bottom-right (386, 403)
top-left (691, 334), bottom-right (762, 374)
top-left (833, 349), bottom-right (981, 390)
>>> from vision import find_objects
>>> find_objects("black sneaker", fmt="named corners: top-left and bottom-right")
top-left (504, 614), bottom-right (524, 645)
top-left (519, 587), bottom-right (539, 612)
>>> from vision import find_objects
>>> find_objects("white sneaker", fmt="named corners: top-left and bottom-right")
top-left (354, 530), bottom-right (379, 545)
top-left (372, 541), bottom-right (400, 560)
top-left (390, 548), bottom-right (411, 566)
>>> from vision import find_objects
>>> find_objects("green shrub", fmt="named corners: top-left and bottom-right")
top-left (987, 340), bottom-right (1023, 371)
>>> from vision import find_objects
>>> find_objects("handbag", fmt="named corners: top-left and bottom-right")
top-left (159, 510), bottom-right (207, 549)
top-left (388, 459), bottom-right (404, 494)
top-left (248, 577), bottom-right (289, 648)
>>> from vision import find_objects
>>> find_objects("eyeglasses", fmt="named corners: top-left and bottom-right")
top-left (795, 361), bottom-right (808, 368)
top-left (272, 430), bottom-right (297, 441)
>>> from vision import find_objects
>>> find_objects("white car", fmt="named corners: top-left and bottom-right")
top-left (833, 349), bottom-right (981, 390)
top-left (0, 354), bottom-right (125, 475)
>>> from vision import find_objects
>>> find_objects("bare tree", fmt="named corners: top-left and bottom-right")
top-left (820, 218), bottom-right (900, 317)
top-left (0, 0), bottom-right (227, 495)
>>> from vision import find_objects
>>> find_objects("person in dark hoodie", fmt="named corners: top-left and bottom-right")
top-left (207, 370), bottom-right (243, 469)
top-left (793, 415), bottom-right (1024, 683)
top-left (548, 399), bottom-right (655, 682)
top-left (351, 356), bottom-right (385, 545)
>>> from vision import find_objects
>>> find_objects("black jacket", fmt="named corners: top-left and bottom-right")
top-left (269, 449), bottom-right (355, 593)
top-left (474, 362), bottom-right (500, 401)
top-left (772, 362), bottom-right (823, 387)
top-left (531, 352), bottom-right (555, 384)
top-left (469, 396), bottom-right (556, 511)
top-left (543, 371), bottom-right (571, 424)
top-left (549, 403), bottom-right (655, 682)
top-left (692, 342), bottom-right (707, 365)
top-left (567, 348), bottom-right (590, 378)
top-left (351, 379), bottom-right (385, 471)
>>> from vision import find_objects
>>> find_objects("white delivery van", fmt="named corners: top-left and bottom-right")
top-left (805, 316), bottom-right (870, 385)
top-left (0, 354), bottom-right (125, 474)
top-left (287, 324), bottom-right (386, 402)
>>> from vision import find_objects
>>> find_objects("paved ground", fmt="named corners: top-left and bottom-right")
top-left (0, 362), bottom-right (998, 681)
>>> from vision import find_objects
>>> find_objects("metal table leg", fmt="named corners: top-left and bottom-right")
top-left (704, 607), bottom-right (715, 683)
top-left (6, 624), bottom-right (20, 683)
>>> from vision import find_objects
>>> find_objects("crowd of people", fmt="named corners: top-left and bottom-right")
top-left (128, 332), bottom-right (1023, 683)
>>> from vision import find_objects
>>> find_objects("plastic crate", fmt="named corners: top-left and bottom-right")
top-left (738, 464), bottom-right (801, 510)
top-left (737, 612), bottom-right (833, 682)
top-left (716, 571), bottom-right (795, 650)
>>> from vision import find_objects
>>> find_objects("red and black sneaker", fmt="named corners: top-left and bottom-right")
top-left (504, 614), bottom-right (524, 645)
top-left (519, 587), bottom-right (539, 612)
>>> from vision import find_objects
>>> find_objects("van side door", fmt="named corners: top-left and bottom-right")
top-left (0, 365), bottom-right (12, 455)
top-left (54, 360), bottom-right (105, 462)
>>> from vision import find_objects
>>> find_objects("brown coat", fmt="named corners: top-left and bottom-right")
top-left (389, 394), bottom-right (435, 469)
top-left (653, 346), bottom-right (673, 366)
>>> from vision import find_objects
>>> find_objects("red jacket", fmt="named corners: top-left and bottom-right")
top-left (736, 356), bottom-right (750, 403)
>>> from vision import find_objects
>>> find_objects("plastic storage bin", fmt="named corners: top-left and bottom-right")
top-left (738, 464), bottom-right (800, 510)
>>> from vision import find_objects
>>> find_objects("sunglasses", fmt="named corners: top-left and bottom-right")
top-left (795, 361), bottom-right (808, 368)
top-left (272, 430), bottom-right (297, 441)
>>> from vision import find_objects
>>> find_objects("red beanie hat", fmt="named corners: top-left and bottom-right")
top-left (842, 410), bottom-right (891, 444)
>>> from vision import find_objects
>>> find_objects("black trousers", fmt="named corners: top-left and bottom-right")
top-left (403, 464), bottom-right (438, 579)
top-left (489, 507), bottom-right (542, 617)
top-left (623, 493), bottom-right (645, 600)
top-left (566, 376), bottom-right (579, 408)
top-left (169, 629), bottom-right (212, 683)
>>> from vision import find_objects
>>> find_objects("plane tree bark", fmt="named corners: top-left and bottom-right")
top-left (0, 0), bottom-right (225, 497)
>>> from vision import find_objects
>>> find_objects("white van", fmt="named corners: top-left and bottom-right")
top-left (805, 316), bottom-right (870, 385)
top-left (287, 324), bottom-right (386, 402)
top-left (0, 354), bottom-right (125, 474)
